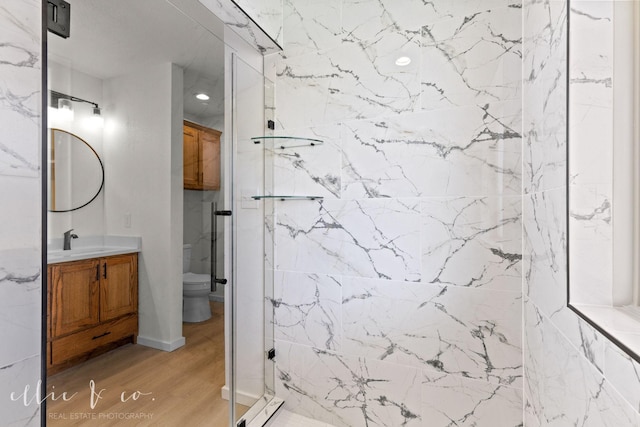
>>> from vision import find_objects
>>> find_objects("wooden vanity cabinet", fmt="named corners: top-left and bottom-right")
top-left (183, 120), bottom-right (221, 190)
top-left (47, 253), bottom-right (138, 374)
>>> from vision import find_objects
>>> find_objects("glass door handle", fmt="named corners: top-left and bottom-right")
top-left (211, 203), bottom-right (231, 291)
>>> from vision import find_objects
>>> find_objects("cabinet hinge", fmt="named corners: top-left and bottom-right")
top-left (267, 348), bottom-right (276, 361)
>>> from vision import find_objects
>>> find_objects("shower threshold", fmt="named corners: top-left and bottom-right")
top-left (263, 409), bottom-right (338, 427)
top-left (240, 395), bottom-right (284, 427)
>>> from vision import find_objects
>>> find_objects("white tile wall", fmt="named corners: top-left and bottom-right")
top-left (268, 0), bottom-right (523, 425)
top-left (0, 0), bottom-right (42, 424)
top-left (523, 0), bottom-right (640, 425)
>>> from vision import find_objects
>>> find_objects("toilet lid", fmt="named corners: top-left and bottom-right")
top-left (183, 272), bottom-right (211, 285)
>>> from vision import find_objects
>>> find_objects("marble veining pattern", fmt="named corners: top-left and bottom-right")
top-left (0, 355), bottom-right (41, 426)
top-left (604, 341), bottom-right (640, 414)
top-left (282, 0), bottom-right (343, 59)
top-left (0, 0), bottom-right (41, 424)
top-left (275, 340), bottom-right (421, 427)
top-left (0, 249), bottom-right (41, 369)
top-left (0, 0), bottom-right (40, 178)
top-left (421, 6), bottom-right (522, 111)
top-left (540, 317), bottom-right (640, 426)
top-left (271, 0), bottom-right (524, 425)
top-left (232, 0), bottom-right (283, 46)
top-left (199, 0), bottom-right (282, 53)
top-left (276, 199), bottom-right (421, 282)
top-left (273, 124), bottom-right (343, 199)
top-left (523, 0), bottom-right (640, 425)
top-left (550, 306), bottom-right (605, 373)
top-left (275, 30), bottom-right (421, 129)
top-left (342, 277), bottom-right (522, 387)
top-left (341, 102), bottom-right (522, 199)
top-left (522, 188), bottom-right (566, 319)
top-left (522, 0), bottom-right (567, 195)
top-left (567, 0), bottom-right (614, 308)
top-left (421, 371), bottom-right (523, 427)
top-left (523, 299), bottom-right (544, 427)
top-left (421, 196), bottom-right (522, 291)
top-left (272, 271), bottom-right (342, 351)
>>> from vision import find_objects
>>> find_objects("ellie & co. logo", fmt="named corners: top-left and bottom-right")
top-left (10, 379), bottom-right (154, 421)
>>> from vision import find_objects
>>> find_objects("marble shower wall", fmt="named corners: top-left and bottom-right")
top-left (268, 0), bottom-right (523, 425)
top-left (0, 0), bottom-right (42, 425)
top-left (567, 0), bottom-right (613, 306)
top-left (522, 0), bottom-right (640, 425)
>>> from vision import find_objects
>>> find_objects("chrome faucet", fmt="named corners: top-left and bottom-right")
top-left (63, 229), bottom-right (78, 250)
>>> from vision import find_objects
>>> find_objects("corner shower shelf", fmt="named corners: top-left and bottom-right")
top-left (251, 136), bottom-right (324, 149)
top-left (251, 195), bottom-right (324, 201)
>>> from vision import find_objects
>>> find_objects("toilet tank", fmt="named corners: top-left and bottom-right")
top-left (182, 244), bottom-right (191, 273)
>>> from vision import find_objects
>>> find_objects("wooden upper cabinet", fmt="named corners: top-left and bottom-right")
top-left (183, 125), bottom-right (200, 189)
top-left (183, 120), bottom-right (221, 190)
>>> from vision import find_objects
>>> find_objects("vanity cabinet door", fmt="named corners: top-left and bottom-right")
top-left (51, 259), bottom-right (100, 337)
top-left (100, 254), bottom-right (138, 322)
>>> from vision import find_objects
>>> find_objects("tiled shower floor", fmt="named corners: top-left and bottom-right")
top-left (264, 409), bottom-right (337, 427)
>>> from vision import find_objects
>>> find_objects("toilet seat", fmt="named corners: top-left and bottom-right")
top-left (183, 272), bottom-right (211, 291)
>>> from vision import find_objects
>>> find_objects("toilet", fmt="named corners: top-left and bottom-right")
top-left (182, 244), bottom-right (212, 323)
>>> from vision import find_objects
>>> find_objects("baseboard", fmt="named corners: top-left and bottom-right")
top-left (136, 335), bottom-right (185, 352)
top-left (209, 293), bottom-right (224, 302)
top-left (221, 385), bottom-right (262, 406)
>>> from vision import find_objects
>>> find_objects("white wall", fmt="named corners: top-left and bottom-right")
top-left (0, 0), bottom-right (42, 424)
top-left (48, 61), bottom-right (106, 240)
top-left (103, 62), bottom-right (185, 350)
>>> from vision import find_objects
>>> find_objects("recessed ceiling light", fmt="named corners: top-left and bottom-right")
top-left (196, 93), bottom-right (210, 101)
top-left (395, 56), bottom-right (412, 67)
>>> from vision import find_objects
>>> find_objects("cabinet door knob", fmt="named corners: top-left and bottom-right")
top-left (103, 262), bottom-right (107, 279)
top-left (96, 264), bottom-right (99, 281)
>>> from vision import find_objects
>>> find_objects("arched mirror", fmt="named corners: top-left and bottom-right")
top-left (48, 128), bottom-right (104, 212)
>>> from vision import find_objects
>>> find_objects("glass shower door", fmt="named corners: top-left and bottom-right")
top-left (229, 53), bottom-right (278, 426)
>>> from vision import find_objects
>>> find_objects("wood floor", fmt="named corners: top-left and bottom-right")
top-left (47, 302), bottom-right (248, 426)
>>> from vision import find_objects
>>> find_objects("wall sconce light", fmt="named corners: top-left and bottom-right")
top-left (89, 107), bottom-right (104, 127)
top-left (51, 90), bottom-right (103, 127)
top-left (57, 97), bottom-right (74, 121)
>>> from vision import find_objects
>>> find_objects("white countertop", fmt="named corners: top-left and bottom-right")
top-left (47, 235), bottom-right (141, 264)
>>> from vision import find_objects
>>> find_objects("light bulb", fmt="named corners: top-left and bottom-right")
top-left (196, 93), bottom-right (210, 101)
top-left (89, 107), bottom-right (104, 128)
top-left (57, 98), bottom-right (74, 121)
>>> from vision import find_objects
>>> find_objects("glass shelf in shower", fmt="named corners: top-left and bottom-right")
top-left (251, 136), bottom-right (324, 149)
top-left (251, 195), bottom-right (324, 201)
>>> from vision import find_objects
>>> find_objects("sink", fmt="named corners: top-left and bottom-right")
top-left (47, 236), bottom-right (141, 264)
